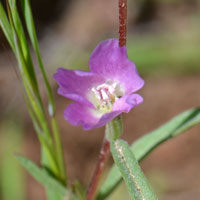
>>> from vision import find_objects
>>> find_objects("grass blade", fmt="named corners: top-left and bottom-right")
top-left (98, 107), bottom-right (200, 199)
top-left (111, 139), bottom-right (157, 200)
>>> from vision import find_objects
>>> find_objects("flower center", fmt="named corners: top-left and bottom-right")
top-left (90, 81), bottom-right (123, 112)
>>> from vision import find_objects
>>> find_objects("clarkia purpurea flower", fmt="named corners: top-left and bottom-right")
top-left (54, 39), bottom-right (144, 130)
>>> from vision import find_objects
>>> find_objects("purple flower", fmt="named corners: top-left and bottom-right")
top-left (54, 39), bottom-right (144, 130)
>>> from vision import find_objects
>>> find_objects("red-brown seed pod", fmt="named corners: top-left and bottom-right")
top-left (119, 0), bottom-right (127, 47)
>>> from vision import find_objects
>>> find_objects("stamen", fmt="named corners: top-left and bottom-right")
top-left (90, 81), bottom-right (123, 112)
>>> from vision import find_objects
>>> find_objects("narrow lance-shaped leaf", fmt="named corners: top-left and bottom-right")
top-left (111, 139), bottom-right (157, 200)
top-left (97, 107), bottom-right (200, 199)
top-left (16, 155), bottom-right (69, 198)
top-left (6, 0), bottom-right (67, 190)
top-left (24, 91), bottom-right (60, 179)
top-left (8, 23), bottom-right (49, 138)
top-left (2, 0), bottom-right (67, 197)
top-left (7, 0), bottom-right (54, 142)
top-left (7, 0), bottom-right (43, 107)
top-left (20, 0), bottom-right (55, 116)
top-left (20, 0), bottom-right (67, 184)
top-left (3, 0), bottom-right (49, 140)
top-left (6, 4), bottom-right (60, 184)
top-left (0, 3), bottom-right (15, 51)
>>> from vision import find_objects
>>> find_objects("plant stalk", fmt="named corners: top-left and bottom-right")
top-left (51, 117), bottom-right (67, 185)
top-left (86, 0), bottom-right (128, 198)
top-left (86, 139), bottom-right (110, 200)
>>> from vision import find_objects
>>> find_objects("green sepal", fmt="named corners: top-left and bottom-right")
top-left (106, 116), bottom-right (123, 141)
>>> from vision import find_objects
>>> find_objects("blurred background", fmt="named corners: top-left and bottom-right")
top-left (0, 0), bottom-right (200, 199)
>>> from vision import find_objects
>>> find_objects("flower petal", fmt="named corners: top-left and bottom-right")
top-left (54, 68), bottom-right (106, 107)
top-left (64, 102), bottom-right (121, 130)
top-left (93, 94), bottom-right (143, 129)
top-left (113, 93), bottom-right (143, 113)
top-left (64, 94), bottom-right (143, 130)
top-left (90, 111), bottom-right (121, 129)
top-left (89, 39), bottom-right (144, 94)
top-left (64, 102), bottom-right (100, 130)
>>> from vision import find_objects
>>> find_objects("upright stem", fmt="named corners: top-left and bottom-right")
top-left (51, 117), bottom-right (67, 185)
top-left (119, 0), bottom-right (127, 47)
top-left (86, 2), bottom-right (128, 199)
top-left (86, 139), bottom-right (110, 200)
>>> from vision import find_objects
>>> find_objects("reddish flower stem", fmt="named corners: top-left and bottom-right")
top-left (86, 139), bottom-right (110, 200)
top-left (119, 0), bottom-right (127, 47)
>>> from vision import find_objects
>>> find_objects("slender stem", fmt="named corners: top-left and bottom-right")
top-left (119, 0), bottom-right (127, 47)
top-left (51, 117), bottom-right (67, 185)
top-left (86, 139), bottom-right (110, 200)
top-left (86, 1), bottom-right (128, 198)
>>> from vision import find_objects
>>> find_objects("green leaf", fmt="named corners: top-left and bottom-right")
top-left (7, 0), bottom-right (39, 95)
top-left (0, 3), bottom-right (15, 51)
top-left (106, 116), bottom-right (123, 141)
top-left (6, 0), bottom-right (54, 146)
top-left (16, 155), bottom-right (68, 198)
top-left (20, 0), bottom-right (55, 116)
top-left (98, 107), bottom-right (200, 199)
top-left (20, 0), bottom-right (67, 184)
top-left (6, 0), bottom-right (45, 121)
top-left (111, 139), bottom-right (157, 200)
